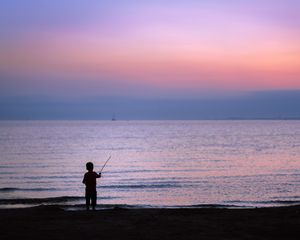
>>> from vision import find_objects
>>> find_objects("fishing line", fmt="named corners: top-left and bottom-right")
top-left (100, 155), bottom-right (111, 173)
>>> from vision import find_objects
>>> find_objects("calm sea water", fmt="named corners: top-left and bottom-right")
top-left (0, 120), bottom-right (299, 209)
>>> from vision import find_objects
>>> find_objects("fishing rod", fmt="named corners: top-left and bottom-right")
top-left (100, 155), bottom-right (111, 173)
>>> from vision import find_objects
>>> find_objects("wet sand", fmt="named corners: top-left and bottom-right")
top-left (0, 205), bottom-right (300, 240)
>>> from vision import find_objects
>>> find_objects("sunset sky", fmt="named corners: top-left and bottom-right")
top-left (0, 0), bottom-right (299, 119)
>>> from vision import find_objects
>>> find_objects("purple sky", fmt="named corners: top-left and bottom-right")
top-left (0, 0), bottom-right (299, 119)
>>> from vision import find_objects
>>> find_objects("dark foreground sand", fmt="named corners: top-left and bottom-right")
top-left (0, 205), bottom-right (300, 240)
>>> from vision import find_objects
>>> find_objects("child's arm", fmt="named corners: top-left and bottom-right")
top-left (82, 174), bottom-right (86, 184)
top-left (96, 172), bottom-right (101, 178)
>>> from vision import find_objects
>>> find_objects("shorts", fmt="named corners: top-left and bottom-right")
top-left (85, 190), bottom-right (97, 207)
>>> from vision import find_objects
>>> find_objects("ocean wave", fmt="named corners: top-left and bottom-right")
top-left (0, 196), bottom-right (116, 205)
top-left (101, 184), bottom-right (182, 189)
top-left (1, 199), bottom-right (299, 210)
top-left (174, 204), bottom-right (241, 209)
top-left (64, 203), bottom-right (153, 210)
top-left (224, 200), bottom-right (300, 206)
top-left (0, 183), bottom-right (182, 192)
top-left (0, 187), bottom-right (64, 192)
top-left (63, 203), bottom-right (237, 210)
top-left (257, 200), bottom-right (300, 205)
top-left (9, 176), bottom-right (80, 180)
top-left (0, 188), bottom-right (19, 192)
top-left (0, 196), bottom-right (82, 204)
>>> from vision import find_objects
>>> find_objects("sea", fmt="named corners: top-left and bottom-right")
top-left (0, 120), bottom-right (299, 209)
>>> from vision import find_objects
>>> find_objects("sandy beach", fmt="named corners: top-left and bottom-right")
top-left (0, 205), bottom-right (299, 240)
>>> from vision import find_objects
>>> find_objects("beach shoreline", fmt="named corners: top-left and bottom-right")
top-left (0, 205), bottom-right (299, 240)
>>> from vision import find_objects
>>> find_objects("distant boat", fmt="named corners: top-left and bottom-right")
top-left (111, 114), bottom-right (116, 121)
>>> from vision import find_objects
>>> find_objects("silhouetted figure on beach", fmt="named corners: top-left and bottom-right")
top-left (82, 162), bottom-right (101, 210)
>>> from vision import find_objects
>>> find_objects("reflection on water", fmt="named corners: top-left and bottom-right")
top-left (0, 120), bottom-right (299, 208)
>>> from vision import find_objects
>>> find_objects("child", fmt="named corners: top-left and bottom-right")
top-left (82, 162), bottom-right (101, 210)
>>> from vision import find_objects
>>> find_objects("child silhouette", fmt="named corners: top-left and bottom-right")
top-left (82, 162), bottom-right (101, 210)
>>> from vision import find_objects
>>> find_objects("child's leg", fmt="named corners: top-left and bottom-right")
top-left (85, 192), bottom-right (91, 210)
top-left (91, 191), bottom-right (97, 210)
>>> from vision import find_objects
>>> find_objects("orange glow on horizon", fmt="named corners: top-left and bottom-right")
top-left (1, 18), bottom-right (299, 92)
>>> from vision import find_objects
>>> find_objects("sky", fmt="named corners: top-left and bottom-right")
top-left (0, 0), bottom-right (299, 119)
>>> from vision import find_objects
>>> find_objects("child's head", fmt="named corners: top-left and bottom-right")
top-left (86, 162), bottom-right (94, 171)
